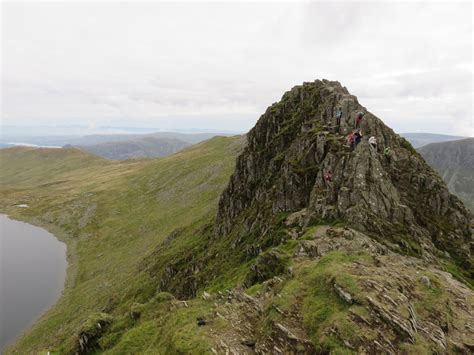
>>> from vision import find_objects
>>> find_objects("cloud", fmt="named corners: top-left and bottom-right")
top-left (1, 1), bottom-right (472, 136)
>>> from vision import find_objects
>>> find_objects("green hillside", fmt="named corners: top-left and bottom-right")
top-left (1, 136), bottom-right (244, 354)
top-left (0, 147), bottom-right (109, 186)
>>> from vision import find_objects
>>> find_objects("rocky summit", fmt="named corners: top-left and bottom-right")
top-left (187, 79), bottom-right (474, 353)
top-left (216, 79), bottom-right (472, 271)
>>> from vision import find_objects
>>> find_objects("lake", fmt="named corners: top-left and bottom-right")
top-left (0, 215), bottom-right (67, 351)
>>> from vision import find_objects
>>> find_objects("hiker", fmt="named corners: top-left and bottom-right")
top-left (384, 147), bottom-right (391, 163)
top-left (324, 170), bottom-right (333, 183)
top-left (354, 130), bottom-right (362, 146)
top-left (355, 111), bottom-right (364, 128)
top-left (369, 136), bottom-right (377, 149)
top-left (335, 107), bottom-right (343, 127)
top-left (347, 132), bottom-right (355, 150)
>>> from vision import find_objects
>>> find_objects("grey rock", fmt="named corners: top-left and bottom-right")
top-left (294, 240), bottom-right (319, 257)
top-left (420, 276), bottom-right (431, 287)
top-left (334, 283), bottom-right (354, 304)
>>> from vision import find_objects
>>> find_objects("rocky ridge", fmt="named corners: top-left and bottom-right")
top-left (216, 79), bottom-right (472, 271)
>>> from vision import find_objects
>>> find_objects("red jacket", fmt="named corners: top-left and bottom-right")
top-left (347, 134), bottom-right (354, 144)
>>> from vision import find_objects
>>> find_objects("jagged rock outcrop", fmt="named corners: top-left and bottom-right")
top-left (216, 79), bottom-right (472, 270)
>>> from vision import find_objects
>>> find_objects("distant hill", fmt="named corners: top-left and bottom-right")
top-left (64, 131), bottom-right (221, 147)
top-left (74, 136), bottom-right (191, 160)
top-left (0, 131), bottom-right (225, 148)
top-left (0, 146), bottom-right (108, 186)
top-left (1, 132), bottom-right (230, 160)
top-left (418, 138), bottom-right (474, 211)
top-left (401, 132), bottom-right (466, 148)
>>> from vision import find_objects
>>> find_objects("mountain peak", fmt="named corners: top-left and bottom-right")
top-left (216, 79), bottom-right (472, 269)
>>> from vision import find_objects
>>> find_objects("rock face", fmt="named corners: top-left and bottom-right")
top-left (216, 80), bottom-right (472, 269)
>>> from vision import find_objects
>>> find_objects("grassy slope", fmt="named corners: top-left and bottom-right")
top-left (0, 147), bottom-right (109, 186)
top-left (0, 136), bottom-right (243, 354)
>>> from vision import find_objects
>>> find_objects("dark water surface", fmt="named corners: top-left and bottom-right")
top-left (0, 215), bottom-right (67, 352)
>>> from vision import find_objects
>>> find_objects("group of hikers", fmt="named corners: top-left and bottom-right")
top-left (339, 108), bottom-right (391, 158)
top-left (323, 107), bottom-right (392, 185)
top-left (346, 129), bottom-right (363, 150)
top-left (344, 111), bottom-right (366, 150)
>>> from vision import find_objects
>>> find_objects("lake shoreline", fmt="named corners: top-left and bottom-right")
top-left (1, 211), bottom-right (76, 353)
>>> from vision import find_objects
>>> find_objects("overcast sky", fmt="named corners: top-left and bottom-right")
top-left (1, 1), bottom-right (473, 135)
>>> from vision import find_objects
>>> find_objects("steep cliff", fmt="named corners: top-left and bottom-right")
top-left (216, 79), bottom-right (472, 269)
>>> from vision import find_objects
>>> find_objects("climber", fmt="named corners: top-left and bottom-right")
top-left (324, 170), bottom-right (333, 184)
top-left (355, 111), bottom-right (364, 128)
top-left (347, 132), bottom-right (355, 150)
top-left (384, 146), bottom-right (391, 163)
top-left (335, 107), bottom-right (343, 127)
top-left (369, 136), bottom-right (377, 149)
top-left (354, 130), bottom-right (362, 146)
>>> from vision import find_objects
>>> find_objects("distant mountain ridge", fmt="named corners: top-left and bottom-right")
top-left (1, 131), bottom-right (225, 148)
top-left (66, 132), bottom-right (224, 147)
top-left (401, 132), bottom-right (467, 148)
top-left (1, 131), bottom-right (233, 160)
top-left (418, 138), bottom-right (474, 212)
top-left (73, 136), bottom-right (191, 160)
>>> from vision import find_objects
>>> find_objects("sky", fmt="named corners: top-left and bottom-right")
top-left (1, 1), bottom-right (473, 136)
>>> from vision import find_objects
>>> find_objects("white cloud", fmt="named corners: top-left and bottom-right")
top-left (1, 1), bottom-right (472, 136)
